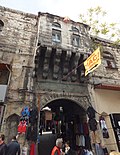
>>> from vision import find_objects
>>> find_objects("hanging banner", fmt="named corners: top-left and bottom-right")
top-left (84, 47), bottom-right (101, 76)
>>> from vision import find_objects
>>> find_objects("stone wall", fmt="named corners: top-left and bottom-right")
top-left (0, 5), bottom-right (120, 152)
top-left (90, 37), bottom-right (120, 86)
top-left (88, 37), bottom-right (120, 152)
top-left (34, 13), bottom-right (92, 110)
top-left (39, 12), bottom-right (92, 54)
top-left (0, 6), bottom-right (38, 139)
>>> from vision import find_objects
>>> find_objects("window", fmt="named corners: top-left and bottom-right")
top-left (0, 20), bottom-right (4, 32)
top-left (72, 26), bottom-right (79, 33)
top-left (52, 29), bottom-right (61, 43)
top-left (52, 22), bottom-right (61, 28)
top-left (103, 51), bottom-right (116, 69)
top-left (72, 35), bottom-right (80, 47)
top-left (52, 22), bottom-right (61, 43)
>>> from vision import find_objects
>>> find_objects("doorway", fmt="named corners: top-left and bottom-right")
top-left (38, 98), bottom-right (91, 155)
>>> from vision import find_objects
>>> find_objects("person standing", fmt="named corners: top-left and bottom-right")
top-left (64, 141), bottom-right (75, 155)
top-left (0, 134), bottom-right (7, 155)
top-left (64, 141), bottom-right (70, 155)
top-left (51, 138), bottom-right (65, 155)
top-left (7, 136), bottom-right (20, 155)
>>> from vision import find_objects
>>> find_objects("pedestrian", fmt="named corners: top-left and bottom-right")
top-left (0, 134), bottom-right (7, 155)
top-left (39, 125), bottom-right (43, 135)
top-left (51, 138), bottom-right (65, 155)
top-left (7, 135), bottom-right (20, 155)
top-left (64, 141), bottom-right (70, 155)
top-left (64, 141), bottom-right (75, 155)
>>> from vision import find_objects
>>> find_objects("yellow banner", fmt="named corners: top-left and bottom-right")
top-left (84, 47), bottom-right (101, 76)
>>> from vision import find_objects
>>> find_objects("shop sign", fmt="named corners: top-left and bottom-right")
top-left (84, 47), bottom-right (101, 76)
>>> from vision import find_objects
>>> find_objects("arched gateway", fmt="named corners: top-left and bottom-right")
top-left (34, 44), bottom-right (92, 154)
top-left (38, 95), bottom-right (91, 155)
top-left (39, 92), bottom-right (91, 110)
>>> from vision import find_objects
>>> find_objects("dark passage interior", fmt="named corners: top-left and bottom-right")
top-left (38, 99), bottom-right (91, 155)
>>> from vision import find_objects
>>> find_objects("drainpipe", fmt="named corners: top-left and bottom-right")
top-left (6, 65), bottom-right (12, 87)
top-left (5, 65), bottom-right (12, 113)
top-left (32, 13), bottom-right (41, 155)
top-left (28, 12), bottom-right (41, 101)
top-left (32, 12), bottom-right (41, 67)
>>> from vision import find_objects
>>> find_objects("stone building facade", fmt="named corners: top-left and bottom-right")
top-left (0, 5), bottom-right (120, 154)
top-left (89, 37), bottom-right (120, 152)
top-left (34, 12), bottom-right (92, 108)
top-left (0, 6), bottom-right (38, 142)
top-left (35, 12), bottom-right (120, 153)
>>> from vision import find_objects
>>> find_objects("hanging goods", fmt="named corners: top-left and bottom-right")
top-left (21, 106), bottom-right (30, 117)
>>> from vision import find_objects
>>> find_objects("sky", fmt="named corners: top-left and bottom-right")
top-left (0, 0), bottom-right (120, 23)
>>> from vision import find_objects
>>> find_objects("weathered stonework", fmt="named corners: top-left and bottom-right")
top-left (40, 92), bottom-right (90, 110)
top-left (0, 6), bottom-right (38, 142)
top-left (90, 37), bottom-right (120, 85)
top-left (0, 5), bottom-right (120, 153)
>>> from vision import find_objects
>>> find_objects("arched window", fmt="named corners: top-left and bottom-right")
top-left (72, 26), bottom-right (79, 33)
top-left (0, 20), bottom-right (4, 32)
top-left (72, 34), bottom-right (80, 47)
top-left (103, 51), bottom-right (116, 69)
top-left (52, 22), bottom-right (61, 43)
top-left (52, 22), bottom-right (61, 28)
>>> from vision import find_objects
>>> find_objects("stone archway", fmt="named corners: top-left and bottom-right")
top-left (6, 113), bottom-right (20, 142)
top-left (38, 94), bottom-right (91, 155)
top-left (40, 92), bottom-right (91, 111)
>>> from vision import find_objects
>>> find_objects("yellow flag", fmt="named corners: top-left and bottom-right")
top-left (84, 47), bottom-right (101, 76)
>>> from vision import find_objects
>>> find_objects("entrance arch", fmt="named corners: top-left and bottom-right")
top-left (40, 93), bottom-right (90, 111)
top-left (6, 113), bottom-right (20, 142)
top-left (39, 98), bottom-right (91, 155)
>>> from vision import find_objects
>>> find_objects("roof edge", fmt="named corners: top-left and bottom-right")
top-left (0, 5), bottom-right (37, 18)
